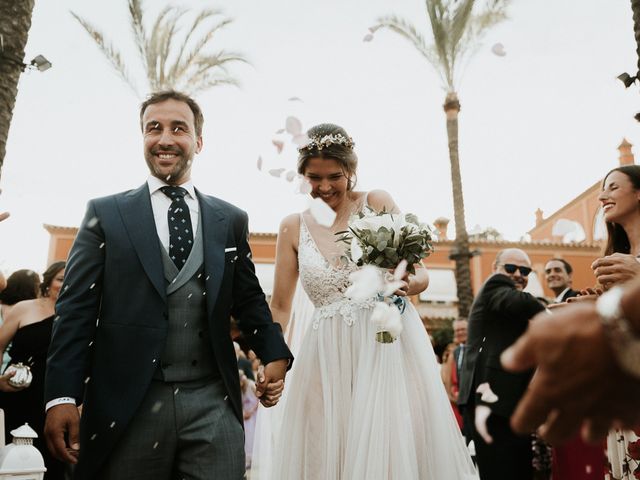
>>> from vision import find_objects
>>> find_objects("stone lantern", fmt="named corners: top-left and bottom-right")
top-left (0, 423), bottom-right (46, 479)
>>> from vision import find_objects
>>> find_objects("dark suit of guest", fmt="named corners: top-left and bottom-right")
top-left (558, 288), bottom-right (579, 303)
top-left (45, 183), bottom-right (293, 479)
top-left (458, 273), bottom-right (544, 480)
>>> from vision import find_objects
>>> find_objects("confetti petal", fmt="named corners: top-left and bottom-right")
top-left (285, 116), bottom-right (303, 136)
top-left (299, 178), bottom-right (312, 195)
top-left (275, 128), bottom-right (285, 134)
top-left (491, 42), bottom-right (506, 57)
top-left (288, 96), bottom-right (303, 102)
top-left (285, 170), bottom-right (296, 182)
top-left (292, 133), bottom-right (310, 147)
top-left (272, 139), bottom-right (284, 154)
top-left (269, 168), bottom-right (285, 178)
top-left (257, 156), bottom-right (263, 171)
top-left (308, 197), bottom-right (337, 227)
top-left (363, 33), bottom-right (374, 42)
top-left (475, 405), bottom-right (494, 444)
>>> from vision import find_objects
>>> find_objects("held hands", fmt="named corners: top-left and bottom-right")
top-left (592, 253), bottom-right (640, 290)
top-left (255, 358), bottom-right (288, 408)
top-left (501, 304), bottom-right (640, 444)
top-left (44, 403), bottom-right (81, 464)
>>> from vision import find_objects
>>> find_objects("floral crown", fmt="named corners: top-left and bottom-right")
top-left (298, 133), bottom-right (355, 152)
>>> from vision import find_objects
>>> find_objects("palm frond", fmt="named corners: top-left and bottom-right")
top-left (145, 6), bottom-right (174, 90)
top-left (425, 0), bottom-right (454, 87)
top-left (168, 9), bottom-right (226, 81)
top-left (186, 76), bottom-right (240, 97)
top-left (70, 11), bottom-right (140, 96)
top-left (168, 15), bottom-right (235, 83)
top-left (449, 0), bottom-right (475, 63)
top-left (128, 0), bottom-right (147, 63)
top-left (157, 8), bottom-right (189, 88)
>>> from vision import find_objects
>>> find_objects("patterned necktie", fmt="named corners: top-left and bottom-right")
top-left (160, 186), bottom-right (194, 269)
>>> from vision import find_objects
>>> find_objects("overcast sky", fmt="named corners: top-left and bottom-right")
top-left (0, 0), bottom-right (637, 274)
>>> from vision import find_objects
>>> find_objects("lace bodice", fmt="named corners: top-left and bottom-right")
top-left (298, 218), bottom-right (376, 329)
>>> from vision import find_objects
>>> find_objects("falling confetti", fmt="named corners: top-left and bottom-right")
top-left (87, 217), bottom-right (99, 228)
top-left (292, 133), bottom-right (310, 147)
top-left (491, 42), bottom-right (506, 57)
top-left (308, 197), bottom-right (337, 227)
top-left (285, 116), bottom-right (303, 136)
top-left (174, 388), bottom-right (180, 395)
top-left (151, 401), bottom-right (163, 413)
top-left (285, 171), bottom-right (296, 182)
top-left (475, 405), bottom-right (493, 444)
top-left (89, 283), bottom-right (95, 290)
top-left (90, 434), bottom-right (97, 440)
top-left (288, 96), bottom-right (303, 102)
top-left (363, 33), bottom-right (374, 42)
top-left (299, 179), bottom-right (312, 195)
top-left (205, 275), bottom-right (210, 281)
top-left (269, 168), bottom-right (286, 178)
top-left (275, 128), bottom-right (285, 134)
top-left (153, 441), bottom-right (159, 449)
top-left (99, 243), bottom-right (105, 249)
top-left (84, 377), bottom-right (91, 384)
top-left (110, 421), bottom-right (116, 428)
top-left (272, 139), bottom-right (284, 154)
top-left (257, 156), bottom-right (263, 171)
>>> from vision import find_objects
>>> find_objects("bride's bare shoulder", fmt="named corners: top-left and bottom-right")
top-left (278, 213), bottom-right (301, 240)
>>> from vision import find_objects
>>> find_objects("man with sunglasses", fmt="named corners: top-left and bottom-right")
top-left (458, 248), bottom-right (545, 480)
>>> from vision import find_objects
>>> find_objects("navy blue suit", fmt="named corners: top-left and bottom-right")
top-left (45, 184), bottom-right (292, 479)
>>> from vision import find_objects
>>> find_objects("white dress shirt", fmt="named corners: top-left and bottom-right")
top-left (46, 176), bottom-right (200, 412)
top-left (554, 287), bottom-right (571, 304)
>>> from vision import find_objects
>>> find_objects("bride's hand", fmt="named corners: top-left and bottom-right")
top-left (0, 371), bottom-right (26, 392)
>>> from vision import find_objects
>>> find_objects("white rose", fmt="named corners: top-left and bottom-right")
top-left (370, 302), bottom-right (392, 328)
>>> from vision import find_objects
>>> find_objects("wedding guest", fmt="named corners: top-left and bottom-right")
top-left (544, 258), bottom-right (579, 303)
top-left (0, 269), bottom-right (41, 370)
top-left (502, 275), bottom-right (640, 443)
top-left (241, 369), bottom-right (259, 470)
top-left (0, 261), bottom-right (66, 479)
top-left (458, 248), bottom-right (545, 480)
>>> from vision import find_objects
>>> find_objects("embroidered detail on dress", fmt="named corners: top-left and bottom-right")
top-left (312, 298), bottom-right (377, 330)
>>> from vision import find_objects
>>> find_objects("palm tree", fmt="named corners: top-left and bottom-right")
top-left (369, 0), bottom-right (510, 318)
top-left (72, 0), bottom-right (247, 98)
top-left (0, 0), bottom-right (36, 179)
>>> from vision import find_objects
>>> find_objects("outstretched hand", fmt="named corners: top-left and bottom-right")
top-left (501, 304), bottom-right (640, 444)
top-left (255, 358), bottom-right (288, 407)
top-left (0, 212), bottom-right (9, 223)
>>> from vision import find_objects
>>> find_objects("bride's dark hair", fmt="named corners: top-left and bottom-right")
top-left (297, 123), bottom-right (358, 190)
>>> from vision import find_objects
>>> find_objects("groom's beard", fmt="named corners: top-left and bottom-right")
top-left (145, 146), bottom-right (194, 185)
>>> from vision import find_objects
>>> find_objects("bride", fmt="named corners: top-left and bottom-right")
top-left (257, 123), bottom-right (477, 479)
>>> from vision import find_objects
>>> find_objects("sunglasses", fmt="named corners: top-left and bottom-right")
top-left (500, 264), bottom-right (532, 277)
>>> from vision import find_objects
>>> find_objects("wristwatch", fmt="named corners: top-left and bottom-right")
top-left (596, 286), bottom-right (640, 379)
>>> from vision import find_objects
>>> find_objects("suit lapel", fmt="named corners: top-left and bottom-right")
top-left (197, 189), bottom-right (228, 319)
top-left (117, 184), bottom-right (166, 302)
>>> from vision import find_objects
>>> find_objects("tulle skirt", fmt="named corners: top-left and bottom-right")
top-left (251, 299), bottom-right (477, 480)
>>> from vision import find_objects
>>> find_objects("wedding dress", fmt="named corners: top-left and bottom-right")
top-left (252, 207), bottom-right (477, 479)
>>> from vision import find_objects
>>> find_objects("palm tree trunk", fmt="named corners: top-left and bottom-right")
top-left (443, 91), bottom-right (474, 318)
top-left (632, 0), bottom-right (640, 75)
top-left (0, 0), bottom-right (35, 180)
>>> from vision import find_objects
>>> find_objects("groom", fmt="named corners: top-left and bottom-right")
top-left (44, 90), bottom-right (293, 479)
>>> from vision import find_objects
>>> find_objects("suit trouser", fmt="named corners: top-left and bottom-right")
top-left (97, 378), bottom-right (244, 480)
top-left (472, 413), bottom-right (533, 480)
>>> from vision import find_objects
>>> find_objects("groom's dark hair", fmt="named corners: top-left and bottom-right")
top-left (139, 90), bottom-right (204, 137)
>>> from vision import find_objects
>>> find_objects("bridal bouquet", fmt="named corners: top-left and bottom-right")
top-left (338, 208), bottom-right (434, 343)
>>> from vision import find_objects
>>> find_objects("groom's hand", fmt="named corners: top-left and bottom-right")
top-left (45, 404), bottom-right (80, 464)
top-left (256, 358), bottom-right (288, 407)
